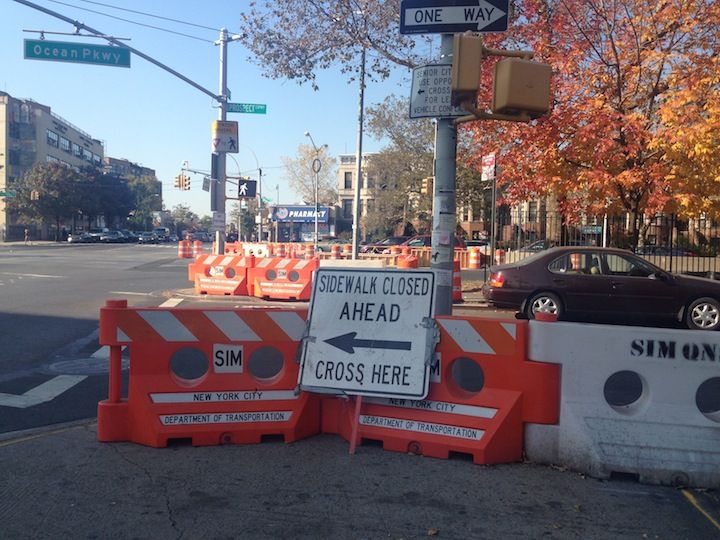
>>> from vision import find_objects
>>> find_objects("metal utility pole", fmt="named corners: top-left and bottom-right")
top-left (305, 132), bottom-right (324, 251)
top-left (258, 168), bottom-right (263, 242)
top-left (212, 28), bottom-right (231, 253)
top-left (351, 46), bottom-right (366, 260)
top-left (432, 34), bottom-right (458, 316)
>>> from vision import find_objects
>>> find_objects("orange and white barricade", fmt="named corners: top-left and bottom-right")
top-left (322, 317), bottom-right (559, 464)
top-left (97, 300), bottom-right (317, 448)
top-left (342, 244), bottom-right (352, 258)
top-left (224, 241), bottom-right (242, 254)
top-left (177, 240), bottom-right (192, 259)
top-left (194, 254), bottom-right (256, 296)
top-left (248, 257), bottom-right (319, 301)
top-left (330, 245), bottom-right (342, 259)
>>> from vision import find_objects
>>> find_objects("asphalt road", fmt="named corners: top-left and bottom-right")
top-left (0, 242), bottom-right (718, 537)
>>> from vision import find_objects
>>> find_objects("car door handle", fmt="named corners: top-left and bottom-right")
top-left (552, 278), bottom-right (565, 284)
top-left (611, 282), bottom-right (624, 288)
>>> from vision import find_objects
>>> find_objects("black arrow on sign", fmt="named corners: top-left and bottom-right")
top-left (417, 89), bottom-right (425, 95)
top-left (324, 332), bottom-right (412, 354)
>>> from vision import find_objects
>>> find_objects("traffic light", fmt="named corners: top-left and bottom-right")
top-left (492, 58), bottom-right (552, 118)
top-left (30, 189), bottom-right (39, 200)
top-left (420, 177), bottom-right (433, 195)
top-left (451, 33), bottom-right (484, 107)
top-left (181, 175), bottom-right (190, 191)
top-left (174, 175), bottom-right (182, 189)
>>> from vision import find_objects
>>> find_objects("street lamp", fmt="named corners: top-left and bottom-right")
top-left (304, 132), bottom-right (327, 250)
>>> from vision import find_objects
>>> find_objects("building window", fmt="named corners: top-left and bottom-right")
top-left (12, 103), bottom-right (20, 122)
top-left (342, 199), bottom-right (352, 218)
top-left (366, 176), bottom-right (374, 189)
top-left (46, 130), bottom-right (59, 147)
top-left (72, 142), bottom-right (82, 158)
top-left (359, 200), bottom-right (364, 216)
top-left (60, 137), bottom-right (71, 153)
top-left (344, 172), bottom-right (352, 190)
top-left (46, 155), bottom-right (60, 163)
top-left (528, 201), bottom-right (538, 222)
top-left (83, 148), bottom-right (92, 162)
top-left (93, 154), bottom-right (102, 167)
top-left (20, 104), bottom-right (30, 123)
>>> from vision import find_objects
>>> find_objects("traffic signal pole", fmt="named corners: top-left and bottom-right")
top-left (213, 28), bottom-right (230, 254)
top-left (432, 34), bottom-right (458, 316)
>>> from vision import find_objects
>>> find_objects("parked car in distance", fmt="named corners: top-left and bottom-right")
top-left (636, 245), bottom-right (697, 257)
top-left (382, 235), bottom-right (466, 253)
top-left (359, 236), bottom-right (411, 254)
top-left (67, 231), bottom-right (92, 243)
top-left (120, 229), bottom-right (138, 243)
top-left (483, 246), bottom-right (720, 330)
top-left (152, 227), bottom-right (171, 242)
top-left (137, 232), bottom-right (159, 244)
top-left (315, 236), bottom-right (347, 252)
top-left (87, 228), bottom-right (109, 242)
top-left (99, 230), bottom-right (125, 243)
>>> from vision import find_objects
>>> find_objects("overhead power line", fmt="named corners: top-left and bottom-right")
top-left (73, 0), bottom-right (221, 32)
top-left (44, 0), bottom-right (214, 43)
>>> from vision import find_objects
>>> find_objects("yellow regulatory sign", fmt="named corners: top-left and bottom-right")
top-left (211, 120), bottom-right (238, 153)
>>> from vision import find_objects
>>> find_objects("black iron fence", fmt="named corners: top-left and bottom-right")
top-left (487, 210), bottom-right (720, 278)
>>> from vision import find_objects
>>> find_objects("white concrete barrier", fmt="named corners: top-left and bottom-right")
top-left (526, 320), bottom-right (720, 488)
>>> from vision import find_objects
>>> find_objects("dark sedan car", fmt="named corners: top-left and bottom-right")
top-left (482, 246), bottom-right (720, 330)
top-left (359, 236), bottom-right (410, 254)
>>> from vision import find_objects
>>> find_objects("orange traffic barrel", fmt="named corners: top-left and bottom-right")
top-left (330, 245), bottom-right (342, 259)
top-left (305, 245), bottom-right (315, 259)
top-left (396, 255), bottom-right (419, 269)
top-left (494, 249), bottom-right (505, 265)
top-left (342, 244), bottom-right (352, 258)
top-left (453, 259), bottom-right (463, 302)
top-left (177, 240), bottom-right (192, 258)
top-left (468, 247), bottom-right (482, 269)
top-left (192, 240), bottom-right (203, 257)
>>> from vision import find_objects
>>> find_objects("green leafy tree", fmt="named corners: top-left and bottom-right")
top-left (9, 162), bottom-right (91, 240)
top-left (127, 175), bottom-right (162, 231)
top-left (364, 95), bottom-right (434, 237)
top-left (170, 204), bottom-right (199, 236)
top-left (84, 168), bottom-right (134, 227)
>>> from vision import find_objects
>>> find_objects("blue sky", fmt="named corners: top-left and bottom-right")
top-left (1, 0), bottom-right (431, 217)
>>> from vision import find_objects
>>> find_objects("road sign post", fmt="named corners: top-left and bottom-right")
top-left (298, 268), bottom-right (437, 399)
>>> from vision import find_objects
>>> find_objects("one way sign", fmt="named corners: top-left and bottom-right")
top-left (400, 0), bottom-right (509, 35)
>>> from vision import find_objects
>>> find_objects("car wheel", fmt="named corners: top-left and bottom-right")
top-left (527, 292), bottom-right (563, 319)
top-left (686, 297), bottom-right (720, 330)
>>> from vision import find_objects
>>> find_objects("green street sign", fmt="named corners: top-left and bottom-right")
top-left (0, 191), bottom-right (17, 198)
top-left (24, 39), bottom-right (131, 68)
top-left (227, 102), bottom-right (267, 114)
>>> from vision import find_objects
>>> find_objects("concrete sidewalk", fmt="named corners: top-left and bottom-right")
top-left (1, 420), bottom-right (718, 539)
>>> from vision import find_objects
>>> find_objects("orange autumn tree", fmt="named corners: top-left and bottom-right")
top-left (461, 0), bottom-right (720, 247)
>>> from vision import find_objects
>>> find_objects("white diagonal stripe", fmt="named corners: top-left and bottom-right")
top-left (438, 319), bottom-right (494, 354)
top-left (220, 256), bottom-right (235, 265)
top-left (267, 311), bottom-right (307, 341)
top-left (257, 259), bottom-right (273, 268)
top-left (204, 311), bottom-right (261, 341)
top-left (501, 323), bottom-right (517, 339)
top-left (0, 375), bottom-right (87, 408)
top-left (295, 260), bottom-right (310, 269)
top-left (277, 259), bottom-right (292, 268)
top-left (138, 311), bottom-right (197, 342)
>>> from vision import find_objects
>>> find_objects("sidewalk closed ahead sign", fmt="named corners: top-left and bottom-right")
top-left (299, 268), bottom-right (436, 399)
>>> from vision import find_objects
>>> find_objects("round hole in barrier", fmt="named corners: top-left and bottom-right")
top-left (289, 270), bottom-right (300, 282)
top-left (248, 346), bottom-right (284, 382)
top-left (225, 267), bottom-right (236, 278)
top-left (603, 370), bottom-right (646, 414)
top-left (266, 269), bottom-right (277, 281)
top-left (449, 357), bottom-right (484, 395)
top-left (696, 377), bottom-right (720, 423)
top-left (169, 347), bottom-right (208, 386)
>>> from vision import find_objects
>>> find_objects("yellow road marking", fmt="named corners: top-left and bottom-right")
top-left (682, 489), bottom-right (720, 532)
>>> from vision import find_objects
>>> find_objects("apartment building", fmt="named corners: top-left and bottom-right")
top-left (0, 91), bottom-right (104, 241)
top-left (336, 153), bottom-right (377, 239)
